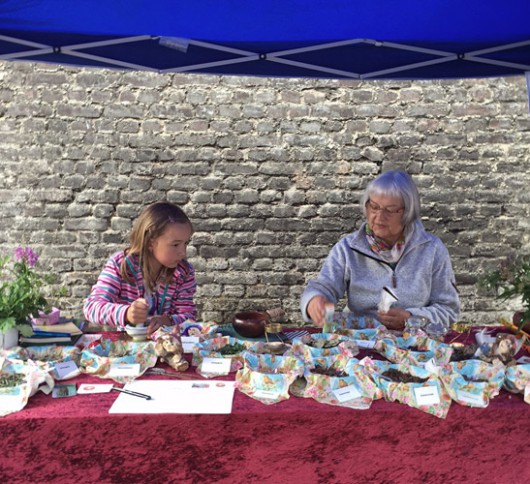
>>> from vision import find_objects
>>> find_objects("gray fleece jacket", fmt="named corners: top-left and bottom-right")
top-left (300, 220), bottom-right (460, 329)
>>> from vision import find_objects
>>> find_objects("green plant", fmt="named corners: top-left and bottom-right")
top-left (478, 255), bottom-right (530, 330)
top-left (0, 247), bottom-right (62, 337)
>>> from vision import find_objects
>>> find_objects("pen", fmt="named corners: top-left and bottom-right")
top-left (112, 386), bottom-right (152, 400)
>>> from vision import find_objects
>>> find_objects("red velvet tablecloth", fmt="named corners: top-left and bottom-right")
top-left (1, 329), bottom-right (529, 484)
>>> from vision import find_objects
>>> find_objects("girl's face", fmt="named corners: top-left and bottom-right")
top-left (150, 222), bottom-right (192, 269)
top-left (366, 193), bottom-right (405, 246)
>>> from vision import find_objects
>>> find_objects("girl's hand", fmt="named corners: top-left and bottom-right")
top-left (126, 298), bottom-right (149, 325)
top-left (307, 295), bottom-right (331, 327)
top-left (146, 314), bottom-right (172, 336)
top-left (377, 308), bottom-right (411, 330)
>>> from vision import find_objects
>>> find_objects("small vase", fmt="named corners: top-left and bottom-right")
top-left (0, 327), bottom-right (19, 350)
top-left (31, 307), bottom-right (61, 326)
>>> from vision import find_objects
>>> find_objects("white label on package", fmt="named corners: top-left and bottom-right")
top-left (54, 360), bottom-right (79, 379)
top-left (78, 383), bottom-right (114, 394)
top-left (414, 385), bottom-right (440, 406)
top-left (333, 384), bottom-right (362, 403)
top-left (109, 363), bottom-right (141, 377)
top-left (201, 357), bottom-right (231, 375)
top-left (517, 355), bottom-right (530, 365)
top-left (456, 389), bottom-right (485, 406)
top-left (181, 336), bottom-right (200, 353)
top-left (355, 339), bottom-right (376, 349)
top-left (254, 389), bottom-right (281, 400)
top-left (525, 384), bottom-right (530, 404)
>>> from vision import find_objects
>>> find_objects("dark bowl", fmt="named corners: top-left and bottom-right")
top-left (233, 311), bottom-right (270, 338)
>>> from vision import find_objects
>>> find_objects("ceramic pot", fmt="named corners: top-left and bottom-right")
top-left (0, 327), bottom-right (19, 350)
top-left (233, 311), bottom-right (270, 338)
top-left (512, 311), bottom-right (530, 333)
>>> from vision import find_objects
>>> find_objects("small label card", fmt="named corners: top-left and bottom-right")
top-left (109, 363), bottom-right (141, 377)
top-left (181, 336), bottom-right (200, 353)
top-left (456, 389), bottom-right (485, 406)
top-left (414, 385), bottom-right (440, 406)
top-left (201, 357), bottom-right (231, 375)
top-left (517, 355), bottom-right (530, 365)
top-left (355, 340), bottom-right (376, 349)
top-left (254, 389), bottom-right (282, 400)
top-left (78, 384), bottom-right (114, 394)
top-left (333, 384), bottom-right (362, 403)
top-left (54, 360), bottom-right (79, 380)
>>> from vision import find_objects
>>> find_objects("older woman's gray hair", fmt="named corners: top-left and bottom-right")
top-left (361, 170), bottom-right (421, 226)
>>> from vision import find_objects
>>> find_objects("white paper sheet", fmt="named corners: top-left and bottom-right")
top-left (108, 380), bottom-right (236, 414)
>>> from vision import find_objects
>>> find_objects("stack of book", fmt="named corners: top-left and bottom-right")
top-left (19, 322), bottom-right (83, 346)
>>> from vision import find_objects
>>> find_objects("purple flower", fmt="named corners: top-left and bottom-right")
top-left (14, 247), bottom-right (39, 268)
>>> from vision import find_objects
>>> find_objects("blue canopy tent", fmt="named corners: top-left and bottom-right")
top-left (1, 0), bottom-right (530, 81)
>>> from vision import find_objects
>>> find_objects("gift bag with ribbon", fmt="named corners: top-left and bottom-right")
top-left (375, 332), bottom-right (452, 367)
top-left (192, 335), bottom-right (251, 378)
top-left (364, 358), bottom-right (452, 418)
top-left (439, 360), bottom-right (505, 408)
top-left (0, 358), bottom-right (54, 417)
top-left (504, 364), bottom-right (530, 404)
top-left (79, 336), bottom-right (157, 384)
top-left (235, 352), bottom-right (305, 404)
top-left (303, 354), bottom-right (382, 410)
top-left (289, 333), bottom-right (358, 364)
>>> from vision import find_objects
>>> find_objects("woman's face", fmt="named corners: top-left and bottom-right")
top-left (366, 193), bottom-right (405, 246)
top-left (150, 222), bottom-right (192, 270)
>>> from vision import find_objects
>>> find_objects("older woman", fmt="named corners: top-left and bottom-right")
top-left (300, 170), bottom-right (460, 331)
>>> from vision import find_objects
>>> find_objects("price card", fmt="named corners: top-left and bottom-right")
top-left (201, 357), bottom-right (231, 375)
top-left (414, 385), bottom-right (440, 406)
top-left (78, 384), bottom-right (113, 394)
top-left (355, 340), bottom-right (376, 349)
top-left (109, 363), bottom-right (141, 377)
top-left (54, 360), bottom-right (79, 380)
top-left (456, 389), bottom-right (485, 406)
top-left (181, 336), bottom-right (200, 353)
top-left (333, 384), bottom-right (362, 403)
top-left (254, 389), bottom-right (282, 400)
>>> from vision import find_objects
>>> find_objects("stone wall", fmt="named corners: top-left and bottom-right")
top-left (1, 61), bottom-right (530, 325)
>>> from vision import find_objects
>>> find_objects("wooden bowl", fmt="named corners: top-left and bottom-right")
top-left (233, 311), bottom-right (270, 338)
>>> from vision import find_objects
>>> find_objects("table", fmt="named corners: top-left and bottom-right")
top-left (1, 331), bottom-right (529, 484)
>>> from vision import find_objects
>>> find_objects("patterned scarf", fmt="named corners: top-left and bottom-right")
top-left (365, 223), bottom-right (413, 263)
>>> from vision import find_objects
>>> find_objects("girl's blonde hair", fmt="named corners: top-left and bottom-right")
top-left (121, 201), bottom-right (192, 291)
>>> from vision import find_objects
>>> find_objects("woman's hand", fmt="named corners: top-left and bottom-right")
top-left (377, 308), bottom-right (411, 330)
top-left (146, 314), bottom-right (172, 336)
top-left (126, 298), bottom-right (149, 325)
top-left (307, 295), bottom-right (331, 327)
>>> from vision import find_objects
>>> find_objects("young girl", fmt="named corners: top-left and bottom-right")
top-left (83, 201), bottom-right (197, 335)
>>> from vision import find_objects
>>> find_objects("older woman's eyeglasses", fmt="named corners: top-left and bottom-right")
top-left (365, 200), bottom-right (404, 216)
